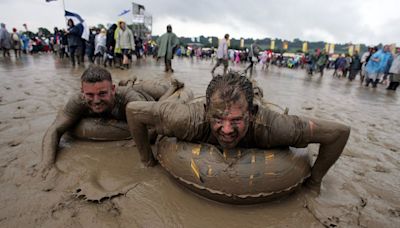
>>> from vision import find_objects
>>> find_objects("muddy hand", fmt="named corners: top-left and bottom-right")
top-left (303, 177), bottom-right (321, 196)
top-left (142, 156), bottom-right (157, 167)
top-left (171, 78), bottom-right (185, 90)
top-left (38, 163), bottom-right (58, 180)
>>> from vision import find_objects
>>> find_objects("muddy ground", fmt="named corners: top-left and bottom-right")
top-left (0, 54), bottom-right (399, 227)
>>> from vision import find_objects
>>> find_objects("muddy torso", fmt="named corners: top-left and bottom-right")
top-left (159, 99), bottom-right (311, 149)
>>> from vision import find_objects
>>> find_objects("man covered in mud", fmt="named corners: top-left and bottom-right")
top-left (126, 72), bottom-right (350, 194)
top-left (39, 65), bottom-right (183, 177)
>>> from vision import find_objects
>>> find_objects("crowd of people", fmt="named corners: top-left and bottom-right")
top-left (1, 21), bottom-right (399, 91)
top-left (305, 45), bottom-right (399, 90)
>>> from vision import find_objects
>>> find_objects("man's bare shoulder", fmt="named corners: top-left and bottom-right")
top-left (63, 92), bottom-right (86, 117)
top-left (156, 99), bottom-right (208, 141)
top-left (253, 105), bottom-right (285, 128)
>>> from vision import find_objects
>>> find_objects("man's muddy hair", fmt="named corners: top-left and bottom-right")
top-left (206, 71), bottom-right (254, 112)
top-left (81, 66), bottom-right (112, 83)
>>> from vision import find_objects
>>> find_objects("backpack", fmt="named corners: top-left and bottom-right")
top-left (12, 33), bottom-right (20, 41)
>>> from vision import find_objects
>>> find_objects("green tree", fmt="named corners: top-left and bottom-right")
top-left (38, 27), bottom-right (51, 37)
top-left (97, 24), bottom-right (105, 29)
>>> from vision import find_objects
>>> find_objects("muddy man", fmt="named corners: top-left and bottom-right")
top-left (126, 72), bottom-right (350, 194)
top-left (39, 65), bottom-right (184, 177)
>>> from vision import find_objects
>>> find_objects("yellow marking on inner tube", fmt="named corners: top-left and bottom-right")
top-left (192, 144), bottom-right (201, 156)
top-left (223, 149), bottom-right (227, 159)
top-left (207, 165), bottom-right (212, 176)
top-left (265, 153), bottom-right (274, 164)
top-left (251, 153), bottom-right (256, 163)
top-left (249, 174), bottom-right (254, 186)
top-left (264, 172), bottom-right (277, 176)
top-left (190, 159), bottom-right (203, 182)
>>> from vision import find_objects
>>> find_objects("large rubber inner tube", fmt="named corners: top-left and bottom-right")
top-left (156, 137), bottom-right (311, 204)
top-left (71, 118), bottom-right (131, 141)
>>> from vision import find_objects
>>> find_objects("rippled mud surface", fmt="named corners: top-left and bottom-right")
top-left (0, 55), bottom-right (399, 227)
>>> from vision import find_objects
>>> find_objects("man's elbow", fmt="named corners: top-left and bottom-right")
top-left (126, 101), bottom-right (143, 117)
top-left (336, 123), bottom-right (350, 140)
top-left (126, 101), bottom-right (154, 123)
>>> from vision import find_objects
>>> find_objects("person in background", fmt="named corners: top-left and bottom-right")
top-left (0, 23), bottom-right (12, 57)
top-left (244, 41), bottom-right (260, 76)
top-left (11, 28), bottom-right (21, 58)
top-left (86, 27), bottom-right (96, 63)
top-left (157, 25), bottom-right (179, 73)
top-left (66, 19), bottom-right (83, 66)
top-left (316, 49), bottom-right (328, 77)
top-left (116, 21), bottom-right (135, 69)
top-left (105, 24), bottom-right (117, 68)
top-left (365, 45), bottom-right (392, 88)
top-left (387, 49), bottom-right (400, 91)
top-left (94, 28), bottom-right (107, 65)
top-left (348, 51), bottom-right (361, 81)
top-left (211, 33), bottom-right (229, 75)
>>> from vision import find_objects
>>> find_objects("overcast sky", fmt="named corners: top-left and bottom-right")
top-left (1, 0), bottom-right (399, 45)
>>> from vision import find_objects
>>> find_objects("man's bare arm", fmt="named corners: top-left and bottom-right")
top-left (40, 111), bottom-right (78, 174)
top-left (302, 118), bottom-right (350, 193)
top-left (126, 101), bottom-right (157, 166)
top-left (126, 101), bottom-right (194, 166)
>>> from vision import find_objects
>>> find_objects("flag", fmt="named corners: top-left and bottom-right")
top-left (270, 39), bottom-right (275, 50)
top-left (65, 10), bottom-right (89, 41)
top-left (118, 9), bottom-right (130, 16)
top-left (302, 42), bottom-right (308, 53)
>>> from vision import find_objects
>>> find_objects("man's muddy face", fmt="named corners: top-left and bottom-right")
top-left (81, 80), bottom-right (115, 113)
top-left (207, 92), bottom-right (250, 149)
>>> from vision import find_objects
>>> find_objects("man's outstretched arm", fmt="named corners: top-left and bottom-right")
top-left (301, 118), bottom-right (350, 194)
top-left (40, 111), bottom-right (77, 176)
top-left (266, 112), bottom-right (350, 194)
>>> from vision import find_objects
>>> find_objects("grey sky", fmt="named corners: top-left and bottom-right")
top-left (1, 0), bottom-right (399, 45)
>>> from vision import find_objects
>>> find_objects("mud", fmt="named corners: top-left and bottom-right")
top-left (0, 55), bottom-right (399, 227)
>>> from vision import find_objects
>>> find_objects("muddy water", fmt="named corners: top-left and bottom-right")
top-left (0, 55), bottom-right (399, 227)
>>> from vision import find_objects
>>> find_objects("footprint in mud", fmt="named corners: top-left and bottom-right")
top-left (382, 143), bottom-right (398, 153)
top-left (7, 139), bottom-right (22, 147)
top-left (373, 164), bottom-right (390, 173)
top-left (12, 116), bottom-right (26, 119)
top-left (388, 208), bottom-right (400, 217)
top-left (72, 175), bottom-right (139, 203)
top-left (366, 132), bottom-right (378, 143)
top-left (353, 170), bottom-right (365, 177)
